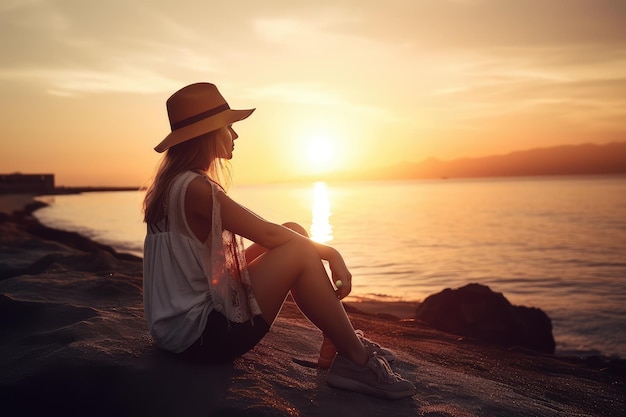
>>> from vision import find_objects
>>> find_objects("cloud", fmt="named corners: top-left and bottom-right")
top-left (250, 83), bottom-right (342, 106)
top-left (0, 1), bottom-right (234, 95)
top-left (0, 0), bottom-right (624, 130)
top-left (46, 68), bottom-right (181, 96)
top-left (0, 0), bottom-right (45, 14)
top-left (253, 18), bottom-right (311, 44)
top-left (247, 82), bottom-right (395, 123)
top-left (339, 0), bottom-right (626, 48)
top-left (0, 65), bottom-right (181, 96)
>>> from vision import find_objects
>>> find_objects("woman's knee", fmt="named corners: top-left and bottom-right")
top-left (283, 222), bottom-right (309, 237)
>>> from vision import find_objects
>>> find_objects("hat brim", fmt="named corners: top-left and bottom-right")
top-left (154, 108), bottom-right (255, 153)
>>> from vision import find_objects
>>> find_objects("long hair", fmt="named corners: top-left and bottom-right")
top-left (143, 128), bottom-right (231, 224)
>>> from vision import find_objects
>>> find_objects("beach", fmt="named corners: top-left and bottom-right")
top-left (0, 195), bottom-right (624, 417)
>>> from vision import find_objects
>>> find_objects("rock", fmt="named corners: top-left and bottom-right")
top-left (415, 283), bottom-right (556, 353)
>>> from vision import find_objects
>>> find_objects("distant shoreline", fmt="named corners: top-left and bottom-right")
top-left (0, 186), bottom-right (141, 197)
top-left (51, 186), bottom-right (141, 194)
top-left (0, 194), bottom-right (141, 263)
top-left (44, 172), bottom-right (626, 189)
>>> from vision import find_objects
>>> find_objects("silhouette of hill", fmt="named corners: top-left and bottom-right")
top-left (320, 142), bottom-right (626, 182)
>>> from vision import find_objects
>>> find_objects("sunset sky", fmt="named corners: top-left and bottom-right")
top-left (1, 0), bottom-right (625, 186)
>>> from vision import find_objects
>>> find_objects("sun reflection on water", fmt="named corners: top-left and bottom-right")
top-left (310, 181), bottom-right (333, 243)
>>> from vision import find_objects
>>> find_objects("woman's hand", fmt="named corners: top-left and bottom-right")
top-left (328, 251), bottom-right (352, 299)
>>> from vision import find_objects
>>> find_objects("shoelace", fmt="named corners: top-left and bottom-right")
top-left (368, 354), bottom-right (400, 384)
top-left (356, 330), bottom-right (395, 360)
top-left (356, 330), bottom-right (381, 349)
top-left (354, 329), bottom-right (380, 349)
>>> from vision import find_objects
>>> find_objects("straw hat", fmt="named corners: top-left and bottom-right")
top-left (154, 82), bottom-right (255, 153)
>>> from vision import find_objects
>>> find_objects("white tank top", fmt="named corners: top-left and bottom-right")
top-left (143, 171), bottom-right (261, 353)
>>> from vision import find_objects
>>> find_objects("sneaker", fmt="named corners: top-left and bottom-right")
top-left (327, 353), bottom-right (415, 400)
top-left (356, 330), bottom-right (396, 364)
top-left (318, 331), bottom-right (395, 370)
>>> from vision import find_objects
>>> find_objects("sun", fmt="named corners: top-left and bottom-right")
top-left (307, 135), bottom-right (335, 168)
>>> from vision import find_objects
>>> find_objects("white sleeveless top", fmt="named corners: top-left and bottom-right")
top-left (143, 171), bottom-right (261, 353)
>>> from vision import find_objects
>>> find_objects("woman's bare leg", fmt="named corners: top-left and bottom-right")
top-left (244, 242), bottom-right (267, 264)
top-left (246, 223), bottom-right (369, 366)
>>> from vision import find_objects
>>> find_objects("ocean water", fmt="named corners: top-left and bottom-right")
top-left (34, 176), bottom-right (626, 359)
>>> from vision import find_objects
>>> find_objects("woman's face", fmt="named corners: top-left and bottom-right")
top-left (216, 125), bottom-right (238, 160)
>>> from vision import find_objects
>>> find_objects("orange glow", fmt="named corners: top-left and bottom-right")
top-left (0, 2), bottom-right (624, 186)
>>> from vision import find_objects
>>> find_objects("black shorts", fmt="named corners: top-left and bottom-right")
top-left (181, 310), bottom-right (270, 363)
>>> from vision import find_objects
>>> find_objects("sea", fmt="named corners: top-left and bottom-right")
top-left (33, 176), bottom-right (626, 359)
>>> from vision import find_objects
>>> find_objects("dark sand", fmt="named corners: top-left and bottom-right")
top-left (0, 195), bottom-right (624, 417)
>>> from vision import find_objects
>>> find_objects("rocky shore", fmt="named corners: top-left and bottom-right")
top-left (0, 195), bottom-right (624, 417)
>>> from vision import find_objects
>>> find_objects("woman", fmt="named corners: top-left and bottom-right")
top-left (142, 82), bottom-right (415, 400)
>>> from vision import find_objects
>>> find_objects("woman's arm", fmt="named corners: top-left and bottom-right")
top-left (185, 178), bottom-right (352, 297)
top-left (217, 190), bottom-right (353, 298)
top-left (216, 189), bottom-right (334, 257)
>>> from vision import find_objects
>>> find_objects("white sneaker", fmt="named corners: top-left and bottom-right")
top-left (327, 353), bottom-right (415, 400)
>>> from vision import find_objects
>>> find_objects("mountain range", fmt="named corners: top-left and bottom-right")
top-left (319, 141), bottom-right (626, 182)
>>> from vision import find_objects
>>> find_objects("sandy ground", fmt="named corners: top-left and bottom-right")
top-left (1, 194), bottom-right (624, 417)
